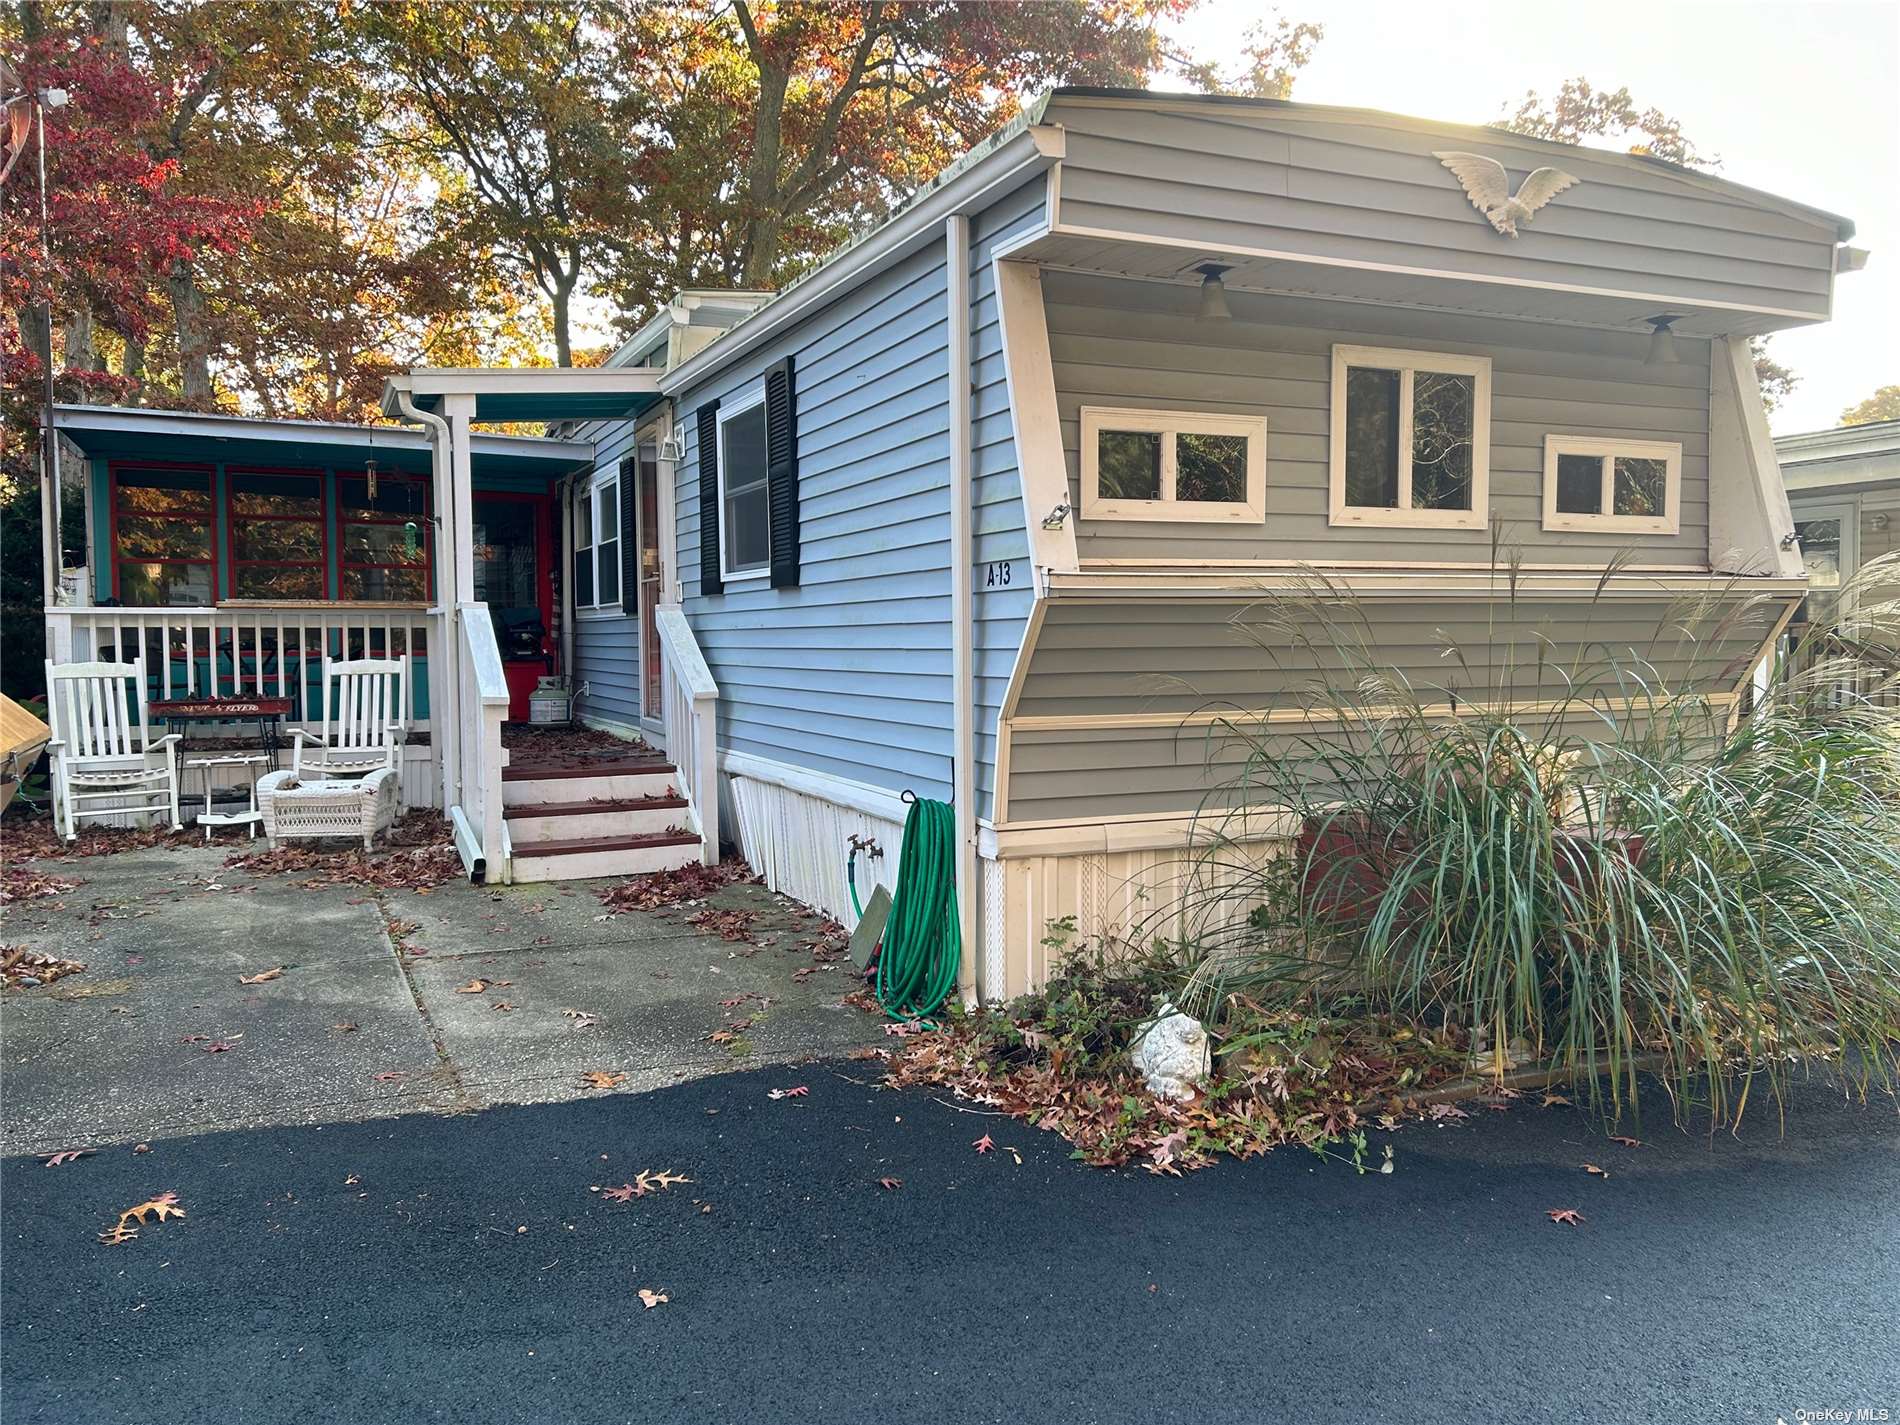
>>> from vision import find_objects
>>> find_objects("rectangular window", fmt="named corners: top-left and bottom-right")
top-left (1080, 408), bottom-right (1266, 523)
top-left (1541, 436), bottom-right (1682, 535)
top-left (339, 473), bottom-right (431, 601)
top-left (1329, 345), bottom-right (1491, 531)
top-left (112, 466), bottom-right (214, 606)
top-left (718, 394), bottom-right (770, 579)
top-left (573, 475), bottom-right (619, 611)
top-left (226, 470), bottom-right (326, 599)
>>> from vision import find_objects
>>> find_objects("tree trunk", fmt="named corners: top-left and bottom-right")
top-left (550, 278), bottom-right (574, 367)
top-left (168, 261), bottom-right (212, 402)
top-left (121, 335), bottom-right (145, 399)
top-left (63, 307), bottom-right (99, 371)
top-left (17, 308), bottom-right (51, 368)
top-left (739, 63), bottom-right (790, 289)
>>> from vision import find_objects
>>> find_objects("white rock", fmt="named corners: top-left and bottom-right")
top-left (1131, 1003), bottom-right (1211, 1102)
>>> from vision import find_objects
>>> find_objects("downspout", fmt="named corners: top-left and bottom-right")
top-left (558, 471), bottom-right (576, 695)
top-left (394, 390), bottom-right (461, 815)
top-left (946, 214), bottom-right (978, 1008)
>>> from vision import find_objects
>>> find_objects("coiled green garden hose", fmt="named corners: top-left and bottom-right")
top-left (874, 796), bottom-right (961, 1021)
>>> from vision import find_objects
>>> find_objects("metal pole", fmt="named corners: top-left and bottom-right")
top-left (36, 96), bottom-right (61, 607)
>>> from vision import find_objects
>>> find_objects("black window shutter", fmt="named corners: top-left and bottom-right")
top-left (696, 402), bottom-right (722, 597)
top-left (618, 456), bottom-right (639, 615)
top-left (764, 356), bottom-right (799, 588)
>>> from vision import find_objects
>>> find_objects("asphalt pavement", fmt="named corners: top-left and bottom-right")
top-left (4, 1064), bottom-right (1895, 1425)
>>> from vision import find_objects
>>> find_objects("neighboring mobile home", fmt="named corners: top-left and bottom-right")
top-left (1778, 419), bottom-right (1900, 630)
top-left (41, 90), bottom-right (1863, 1000)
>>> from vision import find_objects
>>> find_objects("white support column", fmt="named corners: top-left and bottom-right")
top-left (399, 389), bottom-right (460, 813)
top-left (946, 214), bottom-right (978, 1007)
top-left (445, 393), bottom-right (478, 608)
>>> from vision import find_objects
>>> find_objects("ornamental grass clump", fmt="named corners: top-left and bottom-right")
top-left (1167, 554), bottom-right (1900, 1127)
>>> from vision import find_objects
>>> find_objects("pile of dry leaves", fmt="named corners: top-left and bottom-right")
top-left (881, 954), bottom-right (1469, 1176)
top-left (2, 945), bottom-right (86, 989)
top-left (223, 812), bottom-right (462, 891)
top-left (595, 858), bottom-right (759, 915)
top-left (0, 863), bottom-right (80, 906)
top-left (0, 818), bottom-right (189, 863)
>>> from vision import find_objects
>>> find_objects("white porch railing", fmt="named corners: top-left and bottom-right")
top-left (449, 601), bottom-right (511, 884)
top-left (655, 605), bottom-right (720, 864)
top-left (43, 604), bottom-right (434, 736)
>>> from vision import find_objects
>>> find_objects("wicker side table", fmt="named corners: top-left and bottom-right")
top-left (256, 769), bottom-right (398, 851)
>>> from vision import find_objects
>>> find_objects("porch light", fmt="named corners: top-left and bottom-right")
top-left (1195, 265), bottom-right (1233, 322)
top-left (1643, 314), bottom-right (1684, 367)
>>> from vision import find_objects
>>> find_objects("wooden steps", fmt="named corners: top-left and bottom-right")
top-left (501, 761), bottom-right (699, 882)
top-left (509, 828), bottom-right (702, 884)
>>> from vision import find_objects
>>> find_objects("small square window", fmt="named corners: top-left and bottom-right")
top-left (1080, 409), bottom-right (1266, 523)
top-left (1542, 437), bottom-right (1681, 534)
top-left (1329, 346), bottom-right (1491, 530)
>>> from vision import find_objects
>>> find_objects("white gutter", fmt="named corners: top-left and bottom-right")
top-left (661, 123), bottom-right (1065, 397)
top-left (946, 213), bottom-right (977, 1009)
top-left (393, 390), bottom-right (463, 818)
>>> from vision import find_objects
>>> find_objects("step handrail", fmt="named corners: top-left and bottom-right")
top-left (654, 605), bottom-right (719, 864)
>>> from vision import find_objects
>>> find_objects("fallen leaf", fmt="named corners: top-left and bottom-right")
top-left (637, 1288), bottom-right (667, 1309)
top-left (973, 1134), bottom-right (995, 1154)
top-left (237, 966), bottom-right (284, 985)
top-left (41, 1148), bottom-right (93, 1167)
top-left (877, 1177), bottom-right (902, 1190)
top-left (331, 1022), bottom-right (359, 1033)
top-left (201, 1039), bottom-right (239, 1054)
top-left (98, 1221), bottom-right (139, 1247)
top-left (580, 1070), bottom-right (625, 1090)
top-left (603, 1183), bottom-right (639, 1203)
top-left (372, 1071), bottom-right (406, 1082)
top-left (766, 1085), bottom-right (809, 1100)
top-left (1609, 1135), bottom-right (1643, 1148)
top-left (562, 1009), bottom-right (601, 1030)
top-left (490, 1001), bottom-right (514, 1012)
top-left (1582, 1163), bottom-right (1610, 1178)
top-left (846, 1047), bottom-right (880, 1062)
top-left (634, 1169), bottom-right (690, 1194)
top-left (132, 1143), bottom-right (151, 1154)
top-left (344, 1174), bottom-right (360, 1186)
top-left (1541, 1092), bottom-right (1572, 1107)
top-left (1546, 1208), bottom-right (1585, 1226)
top-left (454, 979), bottom-right (489, 994)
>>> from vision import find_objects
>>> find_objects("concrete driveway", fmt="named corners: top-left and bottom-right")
top-left (0, 840), bottom-right (878, 1156)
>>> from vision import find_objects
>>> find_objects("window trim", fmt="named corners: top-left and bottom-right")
top-left (1079, 407), bottom-right (1267, 523)
top-left (1328, 344), bottom-right (1491, 532)
top-left (1541, 434), bottom-right (1682, 535)
top-left (716, 386), bottom-right (771, 584)
top-left (573, 469), bottom-right (621, 616)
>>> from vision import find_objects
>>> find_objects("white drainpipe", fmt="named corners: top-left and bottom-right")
top-left (394, 389), bottom-right (461, 814)
top-left (946, 213), bottom-right (978, 1007)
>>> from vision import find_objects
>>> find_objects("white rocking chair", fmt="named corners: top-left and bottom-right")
top-left (43, 658), bottom-right (183, 842)
top-left (292, 655), bottom-right (408, 795)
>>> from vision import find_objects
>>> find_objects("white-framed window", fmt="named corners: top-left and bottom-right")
top-left (1079, 407), bottom-right (1267, 523)
top-left (717, 388), bottom-right (770, 581)
top-left (1541, 435), bottom-right (1682, 535)
top-left (573, 472), bottom-right (620, 612)
top-left (1328, 344), bottom-right (1491, 531)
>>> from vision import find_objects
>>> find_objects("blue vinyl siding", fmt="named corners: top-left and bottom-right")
top-left (676, 242), bottom-right (957, 800)
top-left (566, 413), bottom-right (646, 731)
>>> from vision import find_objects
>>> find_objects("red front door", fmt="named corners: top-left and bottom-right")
top-left (472, 494), bottom-right (554, 720)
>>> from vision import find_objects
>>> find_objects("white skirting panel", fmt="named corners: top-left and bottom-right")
top-left (723, 759), bottom-right (905, 932)
top-left (978, 816), bottom-right (1295, 1001)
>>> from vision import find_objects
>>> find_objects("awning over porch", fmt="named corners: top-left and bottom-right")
top-left (381, 367), bottom-right (665, 424)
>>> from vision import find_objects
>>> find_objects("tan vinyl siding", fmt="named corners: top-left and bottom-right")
top-left (1044, 97), bottom-right (1838, 320)
top-left (1046, 271), bottom-right (1713, 566)
top-left (1003, 592), bottom-right (1781, 822)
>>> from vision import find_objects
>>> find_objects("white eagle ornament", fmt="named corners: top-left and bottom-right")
top-left (1433, 151), bottom-right (1579, 237)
